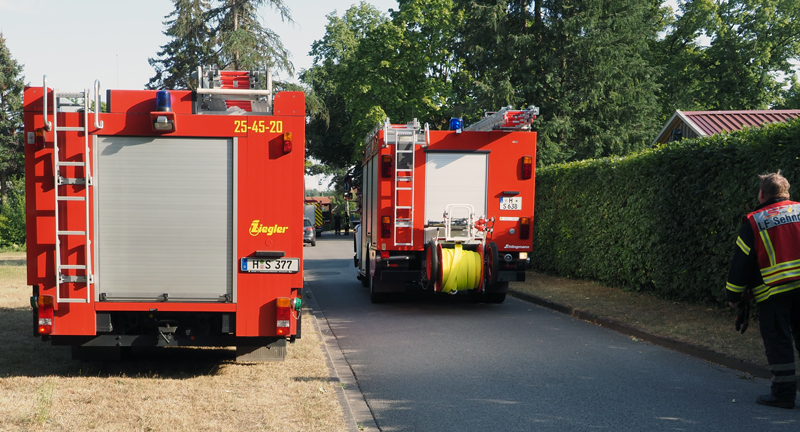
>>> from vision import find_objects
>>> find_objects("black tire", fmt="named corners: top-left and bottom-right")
top-left (485, 290), bottom-right (507, 304)
top-left (369, 270), bottom-right (386, 303)
top-left (424, 239), bottom-right (439, 290)
top-left (484, 241), bottom-right (500, 289)
top-left (311, 239), bottom-right (316, 247)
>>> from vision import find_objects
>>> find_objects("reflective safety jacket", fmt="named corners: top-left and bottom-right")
top-left (727, 199), bottom-right (800, 303)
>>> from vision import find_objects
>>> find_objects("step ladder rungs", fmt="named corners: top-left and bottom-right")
top-left (57, 161), bottom-right (86, 167)
top-left (396, 206), bottom-right (413, 209)
top-left (395, 221), bottom-right (413, 228)
top-left (57, 196), bottom-right (86, 202)
top-left (59, 274), bottom-right (88, 284)
top-left (395, 242), bottom-right (413, 246)
top-left (58, 92), bottom-right (86, 99)
top-left (55, 126), bottom-right (86, 132)
top-left (397, 176), bottom-right (413, 181)
top-left (396, 187), bottom-right (412, 191)
top-left (57, 230), bottom-right (87, 236)
top-left (58, 176), bottom-right (87, 185)
top-left (57, 298), bottom-right (89, 304)
top-left (60, 264), bottom-right (87, 270)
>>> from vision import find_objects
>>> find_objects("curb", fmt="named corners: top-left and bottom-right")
top-left (304, 287), bottom-right (380, 432)
top-left (509, 289), bottom-right (772, 380)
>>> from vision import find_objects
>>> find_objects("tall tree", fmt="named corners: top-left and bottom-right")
top-left (148, 0), bottom-right (294, 88)
top-left (211, 0), bottom-right (293, 74)
top-left (148, 0), bottom-right (214, 90)
top-left (0, 33), bottom-right (24, 199)
top-left (303, 2), bottom-right (389, 172)
top-left (535, 0), bottom-right (663, 162)
top-left (655, 0), bottom-right (800, 113)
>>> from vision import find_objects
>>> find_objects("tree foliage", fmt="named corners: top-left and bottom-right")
top-left (148, 0), bottom-right (293, 89)
top-left (0, 33), bottom-right (24, 199)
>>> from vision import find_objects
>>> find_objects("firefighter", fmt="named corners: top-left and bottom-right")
top-left (334, 213), bottom-right (342, 235)
top-left (726, 171), bottom-right (800, 409)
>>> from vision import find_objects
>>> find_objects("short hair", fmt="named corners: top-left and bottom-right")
top-left (759, 171), bottom-right (791, 200)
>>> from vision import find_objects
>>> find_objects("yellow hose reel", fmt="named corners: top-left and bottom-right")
top-left (430, 242), bottom-right (484, 294)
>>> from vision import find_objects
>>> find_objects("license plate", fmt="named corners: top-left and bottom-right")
top-left (500, 197), bottom-right (522, 211)
top-left (240, 257), bottom-right (300, 273)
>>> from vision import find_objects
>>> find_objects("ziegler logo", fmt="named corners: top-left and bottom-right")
top-left (249, 220), bottom-right (289, 236)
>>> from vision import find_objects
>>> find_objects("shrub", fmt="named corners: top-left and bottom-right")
top-left (532, 118), bottom-right (800, 305)
top-left (0, 176), bottom-right (26, 248)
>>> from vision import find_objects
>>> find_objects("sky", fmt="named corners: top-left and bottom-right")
top-left (0, 0), bottom-right (397, 190)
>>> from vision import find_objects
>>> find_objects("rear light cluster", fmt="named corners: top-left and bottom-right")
top-left (381, 216), bottom-right (391, 238)
top-left (37, 295), bottom-right (55, 335)
top-left (381, 154), bottom-right (392, 177)
top-left (521, 156), bottom-right (533, 179)
top-left (276, 297), bottom-right (302, 336)
top-left (520, 217), bottom-right (531, 240)
top-left (283, 132), bottom-right (293, 154)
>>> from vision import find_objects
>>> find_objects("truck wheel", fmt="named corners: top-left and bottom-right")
top-left (484, 241), bottom-right (500, 289)
top-left (369, 268), bottom-right (386, 303)
top-left (486, 291), bottom-right (507, 304)
top-left (359, 255), bottom-right (370, 287)
top-left (311, 239), bottom-right (316, 247)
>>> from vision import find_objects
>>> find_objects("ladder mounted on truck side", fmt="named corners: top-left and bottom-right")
top-left (464, 105), bottom-right (540, 132)
top-left (382, 119), bottom-right (429, 247)
top-left (42, 77), bottom-right (105, 303)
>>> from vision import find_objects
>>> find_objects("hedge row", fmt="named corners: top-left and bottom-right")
top-left (531, 118), bottom-right (800, 305)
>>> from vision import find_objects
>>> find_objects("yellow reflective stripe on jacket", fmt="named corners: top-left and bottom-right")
top-left (753, 280), bottom-right (800, 303)
top-left (726, 281), bottom-right (747, 293)
top-left (736, 236), bottom-right (751, 255)
top-left (759, 229), bottom-right (777, 268)
top-left (760, 256), bottom-right (800, 285)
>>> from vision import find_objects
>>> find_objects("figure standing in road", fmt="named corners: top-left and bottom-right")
top-left (334, 213), bottom-right (342, 236)
top-left (726, 171), bottom-right (800, 409)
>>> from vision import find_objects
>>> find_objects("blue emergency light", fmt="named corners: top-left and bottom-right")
top-left (156, 90), bottom-right (172, 112)
top-left (449, 117), bottom-right (463, 133)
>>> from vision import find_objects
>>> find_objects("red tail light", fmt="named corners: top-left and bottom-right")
top-left (520, 217), bottom-right (531, 240)
top-left (276, 297), bottom-right (291, 336)
top-left (521, 156), bottom-right (533, 179)
top-left (381, 154), bottom-right (392, 177)
top-left (381, 215), bottom-right (391, 238)
top-left (38, 295), bottom-right (54, 335)
top-left (283, 132), bottom-right (293, 154)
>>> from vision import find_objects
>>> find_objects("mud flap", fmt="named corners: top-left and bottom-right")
top-left (236, 338), bottom-right (287, 362)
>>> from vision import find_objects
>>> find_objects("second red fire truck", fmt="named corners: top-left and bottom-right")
top-left (355, 108), bottom-right (538, 303)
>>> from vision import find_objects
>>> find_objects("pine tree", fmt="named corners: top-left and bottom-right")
top-left (211, 0), bottom-right (293, 74)
top-left (147, 0), bottom-right (214, 89)
top-left (0, 33), bottom-right (25, 199)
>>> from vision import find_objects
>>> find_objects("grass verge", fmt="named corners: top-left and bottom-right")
top-left (0, 255), bottom-right (348, 431)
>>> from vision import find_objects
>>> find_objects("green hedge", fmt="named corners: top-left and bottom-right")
top-left (531, 118), bottom-right (800, 304)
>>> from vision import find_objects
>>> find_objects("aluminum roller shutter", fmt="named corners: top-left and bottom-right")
top-left (424, 153), bottom-right (488, 223)
top-left (94, 136), bottom-right (234, 302)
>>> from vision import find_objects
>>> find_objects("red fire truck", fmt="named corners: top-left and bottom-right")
top-left (355, 108), bottom-right (538, 303)
top-left (25, 68), bottom-right (305, 361)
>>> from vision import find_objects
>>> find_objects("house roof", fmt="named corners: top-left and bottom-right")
top-left (652, 109), bottom-right (800, 145)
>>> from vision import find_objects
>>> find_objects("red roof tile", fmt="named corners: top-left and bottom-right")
top-left (683, 110), bottom-right (800, 136)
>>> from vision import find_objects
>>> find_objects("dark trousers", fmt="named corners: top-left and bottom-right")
top-left (758, 288), bottom-right (800, 401)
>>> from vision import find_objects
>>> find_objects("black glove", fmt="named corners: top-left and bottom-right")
top-left (735, 300), bottom-right (751, 334)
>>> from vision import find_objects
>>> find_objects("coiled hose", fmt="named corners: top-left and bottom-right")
top-left (440, 243), bottom-right (482, 293)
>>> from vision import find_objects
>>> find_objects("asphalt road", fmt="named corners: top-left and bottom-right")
top-left (303, 234), bottom-right (799, 431)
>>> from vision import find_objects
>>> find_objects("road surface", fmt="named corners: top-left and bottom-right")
top-left (303, 234), bottom-right (799, 431)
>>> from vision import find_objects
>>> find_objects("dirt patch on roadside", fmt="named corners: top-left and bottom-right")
top-left (513, 271), bottom-right (769, 370)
